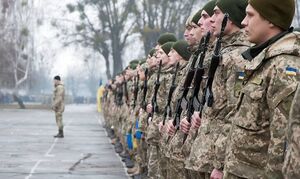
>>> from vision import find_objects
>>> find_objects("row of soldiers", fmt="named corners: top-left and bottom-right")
top-left (102, 0), bottom-right (300, 178)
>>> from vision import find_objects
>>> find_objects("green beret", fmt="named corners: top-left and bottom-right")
top-left (129, 59), bottom-right (139, 69)
top-left (157, 33), bottom-right (177, 45)
top-left (161, 42), bottom-right (175, 55)
top-left (249, 0), bottom-right (295, 30)
top-left (203, 0), bottom-right (217, 17)
top-left (192, 9), bottom-right (202, 25)
top-left (216, 0), bottom-right (247, 28)
top-left (172, 40), bottom-right (192, 61)
top-left (149, 48), bottom-right (156, 57)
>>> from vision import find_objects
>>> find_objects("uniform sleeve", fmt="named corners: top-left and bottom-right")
top-left (265, 56), bottom-right (299, 178)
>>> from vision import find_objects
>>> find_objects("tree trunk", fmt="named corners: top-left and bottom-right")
top-left (12, 92), bottom-right (25, 109)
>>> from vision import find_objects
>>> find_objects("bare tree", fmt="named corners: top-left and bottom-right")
top-left (133, 0), bottom-right (196, 56)
top-left (58, 0), bottom-right (136, 78)
top-left (0, 0), bottom-right (34, 108)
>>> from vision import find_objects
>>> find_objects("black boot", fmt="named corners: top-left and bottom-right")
top-left (54, 130), bottom-right (64, 138)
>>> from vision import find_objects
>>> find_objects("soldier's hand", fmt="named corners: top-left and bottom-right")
top-left (166, 120), bottom-right (176, 136)
top-left (158, 121), bottom-right (164, 133)
top-left (180, 117), bottom-right (191, 134)
top-left (146, 104), bottom-right (153, 113)
top-left (191, 112), bottom-right (201, 129)
top-left (210, 169), bottom-right (223, 179)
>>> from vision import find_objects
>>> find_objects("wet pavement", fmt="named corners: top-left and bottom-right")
top-left (0, 105), bottom-right (128, 179)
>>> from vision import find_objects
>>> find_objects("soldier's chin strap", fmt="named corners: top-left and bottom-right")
top-left (242, 27), bottom-right (294, 61)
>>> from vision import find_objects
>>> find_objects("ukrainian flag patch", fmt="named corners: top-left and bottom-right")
top-left (238, 72), bottom-right (245, 80)
top-left (285, 67), bottom-right (298, 76)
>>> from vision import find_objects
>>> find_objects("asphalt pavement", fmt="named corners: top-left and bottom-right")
top-left (0, 104), bottom-right (128, 179)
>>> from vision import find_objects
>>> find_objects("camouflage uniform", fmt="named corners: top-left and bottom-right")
top-left (146, 66), bottom-right (173, 179)
top-left (52, 82), bottom-right (65, 131)
top-left (185, 31), bottom-right (250, 177)
top-left (165, 48), bottom-right (199, 179)
top-left (224, 31), bottom-right (300, 178)
top-left (283, 83), bottom-right (300, 179)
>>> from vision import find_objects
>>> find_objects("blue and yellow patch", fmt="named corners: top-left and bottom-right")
top-left (238, 72), bottom-right (245, 80)
top-left (285, 67), bottom-right (298, 76)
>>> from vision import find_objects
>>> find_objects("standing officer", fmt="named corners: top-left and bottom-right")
top-left (52, 75), bottom-right (65, 138)
top-left (224, 0), bottom-right (300, 178)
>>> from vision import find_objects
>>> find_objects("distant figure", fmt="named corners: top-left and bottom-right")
top-left (97, 80), bottom-right (105, 112)
top-left (52, 75), bottom-right (65, 138)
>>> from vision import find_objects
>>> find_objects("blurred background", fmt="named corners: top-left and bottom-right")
top-left (0, 0), bottom-right (299, 108)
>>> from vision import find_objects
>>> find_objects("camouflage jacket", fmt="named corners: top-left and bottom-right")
top-left (225, 31), bottom-right (300, 178)
top-left (283, 83), bottom-right (300, 179)
top-left (146, 66), bottom-right (174, 145)
top-left (52, 82), bottom-right (65, 113)
top-left (185, 31), bottom-right (250, 172)
top-left (159, 61), bottom-right (188, 157)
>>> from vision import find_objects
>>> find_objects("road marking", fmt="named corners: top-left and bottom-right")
top-left (25, 117), bottom-right (73, 179)
top-left (24, 160), bottom-right (42, 179)
top-left (45, 138), bottom-right (58, 157)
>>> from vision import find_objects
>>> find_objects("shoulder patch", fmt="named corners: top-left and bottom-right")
top-left (285, 66), bottom-right (298, 76)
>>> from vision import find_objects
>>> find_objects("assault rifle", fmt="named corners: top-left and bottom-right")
top-left (148, 60), bottom-right (162, 122)
top-left (204, 13), bottom-right (229, 108)
top-left (182, 32), bottom-right (211, 143)
top-left (162, 62), bottom-right (180, 125)
top-left (170, 36), bottom-right (206, 133)
top-left (141, 68), bottom-right (149, 110)
top-left (133, 72), bottom-right (139, 109)
top-left (123, 75), bottom-right (129, 106)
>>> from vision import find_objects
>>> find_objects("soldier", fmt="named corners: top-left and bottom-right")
top-left (224, 0), bottom-right (300, 178)
top-left (283, 83), bottom-right (300, 179)
top-left (164, 9), bottom-right (203, 179)
top-left (146, 41), bottom-right (175, 179)
top-left (181, 0), bottom-right (251, 178)
top-left (52, 75), bottom-right (65, 138)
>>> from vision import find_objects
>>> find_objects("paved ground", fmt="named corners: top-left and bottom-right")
top-left (0, 105), bottom-right (128, 179)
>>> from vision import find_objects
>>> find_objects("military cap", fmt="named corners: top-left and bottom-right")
top-left (249, 0), bottom-right (295, 30)
top-left (172, 40), bottom-right (192, 61)
top-left (161, 42), bottom-right (175, 55)
top-left (129, 59), bottom-right (139, 69)
top-left (216, 0), bottom-right (248, 28)
top-left (192, 9), bottom-right (202, 25)
top-left (157, 33), bottom-right (177, 45)
top-left (203, 0), bottom-right (217, 17)
top-left (149, 48), bottom-right (156, 57)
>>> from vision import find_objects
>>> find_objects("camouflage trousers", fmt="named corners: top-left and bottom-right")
top-left (186, 169), bottom-right (210, 179)
top-left (167, 159), bottom-right (188, 179)
top-left (159, 154), bottom-right (169, 179)
top-left (55, 112), bottom-right (63, 130)
top-left (147, 145), bottom-right (160, 179)
top-left (135, 139), bottom-right (148, 169)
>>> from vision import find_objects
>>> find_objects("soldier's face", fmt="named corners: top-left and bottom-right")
top-left (199, 10), bottom-right (213, 36)
top-left (184, 25), bottom-right (192, 44)
top-left (168, 49), bottom-right (180, 66)
top-left (189, 22), bottom-right (202, 45)
top-left (242, 5), bottom-right (271, 45)
top-left (156, 48), bottom-right (169, 66)
top-left (211, 6), bottom-right (226, 37)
